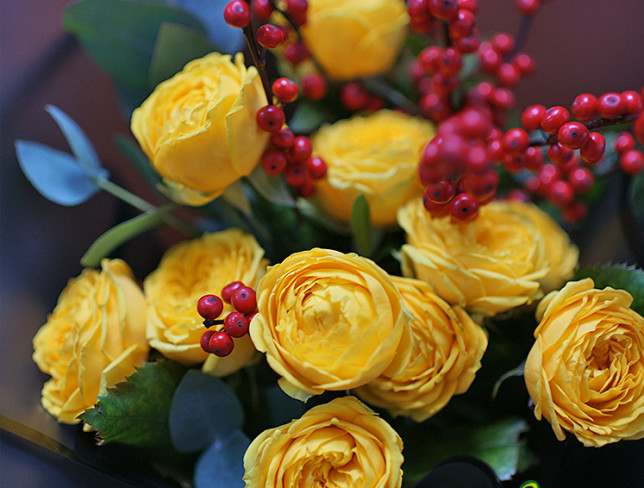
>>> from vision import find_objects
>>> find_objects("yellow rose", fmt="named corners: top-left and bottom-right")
top-left (508, 201), bottom-right (579, 292)
top-left (524, 278), bottom-right (644, 447)
top-left (311, 110), bottom-right (434, 227)
top-left (300, 0), bottom-right (409, 80)
top-left (250, 248), bottom-right (411, 401)
top-left (144, 229), bottom-right (267, 374)
top-left (398, 198), bottom-right (558, 316)
top-left (243, 396), bottom-right (403, 488)
top-left (131, 52), bottom-right (269, 206)
top-left (32, 259), bottom-right (148, 424)
top-left (355, 276), bottom-right (488, 422)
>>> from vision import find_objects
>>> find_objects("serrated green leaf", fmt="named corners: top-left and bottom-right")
top-left (63, 0), bottom-right (205, 93)
top-left (149, 22), bottom-right (214, 88)
top-left (169, 370), bottom-right (244, 453)
top-left (574, 264), bottom-right (644, 315)
top-left (81, 204), bottom-right (176, 267)
top-left (194, 429), bottom-right (249, 488)
top-left (15, 140), bottom-right (102, 206)
top-left (402, 418), bottom-right (528, 485)
top-left (351, 194), bottom-right (372, 257)
top-left (80, 359), bottom-right (187, 449)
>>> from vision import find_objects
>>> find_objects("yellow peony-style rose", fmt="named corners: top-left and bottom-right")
top-left (144, 229), bottom-right (267, 374)
top-left (250, 248), bottom-right (411, 401)
top-left (524, 278), bottom-right (644, 447)
top-left (398, 198), bottom-right (577, 316)
top-left (32, 259), bottom-right (149, 424)
top-left (243, 396), bottom-right (403, 488)
top-left (311, 110), bottom-right (434, 227)
top-left (299, 0), bottom-right (409, 80)
top-left (131, 52), bottom-right (269, 206)
top-left (355, 276), bottom-right (488, 422)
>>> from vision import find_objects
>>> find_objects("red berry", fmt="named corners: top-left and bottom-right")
top-left (449, 9), bottom-right (476, 38)
top-left (300, 73), bottom-right (327, 100)
top-left (224, 312), bottom-right (251, 338)
top-left (464, 144), bottom-right (490, 173)
top-left (571, 93), bottom-right (597, 122)
top-left (491, 32), bottom-right (515, 56)
top-left (341, 82), bottom-right (370, 111)
top-left (438, 48), bottom-right (463, 75)
top-left (563, 200), bottom-right (588, 224)
top-left (497, 62), bottom-right (521, 87)
top-left (257, 24), bottom-right (286, 49)
top-left (286, 0), bottom-right (308, 14)
top-left (290, 136), bottom-right (313, 163)
top-left (252, 0), bottom-right (274, 20)
top-left (306, 156), bottom-right (328, 179)
top-left (429, 0), bottom-right (459, 20)
top-left (454, 34), bottom-right (480, 54)
top-left (478, 45), bottom-right (501, 73)
top-left (513, 53), bottom-right (536, 75)
top-left (541, 106), bottom-right (570, 134)
top-left (422, 194), bottom-right (450, 217)
top-left (272, 77), bottom-right (298, 103)
top-left (548, 143), bottom-right (575, 166)
top-left (200, 329), bottom-right (216, 353)
top-left (284, 163), bottom-right (308, 186)
top-left (424, 180), bottom-right (456, 204)
top-left (232, 286), bottom-right (257, 314)
top-left (432, 73), bottom-right (459, 95)
top-left (271, 128), bottom-right (295, 149)
top-left (620, 149), bottom-right (644, 175)
top-left (549, 180), bottom-right (574, 206)
top-left (261, 148), bottom-right (288, 175)
top-left (635, 113), bottom-right (644, 144)
top-left (515, 0), bottom-right (539, 15)
top-left (461, 170), bottom-right (499, 200)
top-left (614, 132), bottom-right (636, 154)
top-left (208, 331), bottom-right (234, 357)
top-left (420, 92), bottom-right (452, 121)
top-left (449, 193), bottom-right (479, 221)
top-left (502, 128), bottom-right (530, 156)
top-left (490, 87), bottom-right (515, 110)
top-left (568, 166), bottom-right (594, 194)
top-left (503, 154), bottom-right (525, 173)
top-left (224, 1), bottom-right (251, 28)
top-left (521, 104), bottom-right (546, 131)
top-left (460, 108), bottom-right (489, 138)
top-left (487, 138), bottom-right (504, 162)
top-left (407, 0), bottom-right (431, 18)
top-left (457, 0), bottom-right (479, 13)
top-left (197, 295), bottom-right (224, 320)
top-left (579, 132), bottom-right (606, 164)
top-left (298, 176), bottom-right (316, 198)
top-left (256, 105), bottom-right (285, 132)
top-left (524, 146), bottom-right (544, 171)
top-left (418, 46), bottom-right (443, 73)
top-left (284, 41), bottom-right (309, 65)
top-left (557, 121), bottom-right (590, 149)
top-left (621, 90), bottom-right (643, 115)
top-left (221, 281), bottom-right (244, 303)
top-left (596, 92), bottom-right (624, 119)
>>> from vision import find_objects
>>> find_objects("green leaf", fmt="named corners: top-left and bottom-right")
top-left (351, 194), bottom-right (372, 257)
top-left (402, 418), bottom-right (528, 485)
top-left (246, 165), bottom-right (297, 208)
top-left (80, 359), bottom-right (187, 449)
top-left (15, 141), bottom-right (102, 206)
top-left (221, 181), bottom-right (253, 218)
top-left (113, 133), bottom-right (161, 187)
top-left (168, 370), bottom-right (244, 453)
top-left (149, 22), bottom-right (214, 87)
top-left (193, 429), bottom-right (249, 488)
top-left (63, 0), bottom-right (206, 93)
top-left (629, 171), bottom-right (644, 222)
top-left (81, 204), bottom-right (176, 267)
top-left (287, 101), bottom-right (326, 133)
top-left (574, 264), bottom-right (644, 315)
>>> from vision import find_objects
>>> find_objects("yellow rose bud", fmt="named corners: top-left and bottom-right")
top-left (144, 229), bottom-right (267, 374)
top-left (300, 0), bottom-right (409, 80)
top-left (398, 198), bottom-right (561, 316)
top-left (311, 110), bottom-right (434, 227)
top-left (524, 278), bottom-right (644, 447)
top-left (250, 248), bottom-right (411, 400)
top-left (355, 276), bottom-right (488, 422)
top-left (32, 259), bottom-right (148, 424)
top-left (131, 52), bottom-right (269, 206)
top-left (243, 396), bottom-right (403, 488)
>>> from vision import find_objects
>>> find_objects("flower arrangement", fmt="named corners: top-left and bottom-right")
top-left (12, 0), bottom-right (644, 487)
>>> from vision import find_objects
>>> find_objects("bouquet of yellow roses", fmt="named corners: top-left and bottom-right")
top-left (12, 0), bottom-right (644, 487)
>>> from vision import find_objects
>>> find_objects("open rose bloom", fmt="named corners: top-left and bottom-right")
top-left (524, 279), bottom-right (644, 447)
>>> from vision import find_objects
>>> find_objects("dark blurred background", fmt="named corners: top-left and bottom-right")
top-left (1, 1), bottom-right (643, 486)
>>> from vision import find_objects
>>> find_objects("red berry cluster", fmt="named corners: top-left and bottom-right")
top-left (509, 88), bottom-right (644, 222)
top-left (198, 281), bottom-right (258, 357)
top-left (340, 82), bottom-right (385, 113)
top-left (419, 107), bottom-right (500, 222)
top-left (478, 33), bottom-right (536, 88)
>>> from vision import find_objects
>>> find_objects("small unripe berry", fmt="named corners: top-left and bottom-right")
top-left (232, 286), bottom-right (257, 314)
top-left (197, 295), bottom-right (224, 320)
